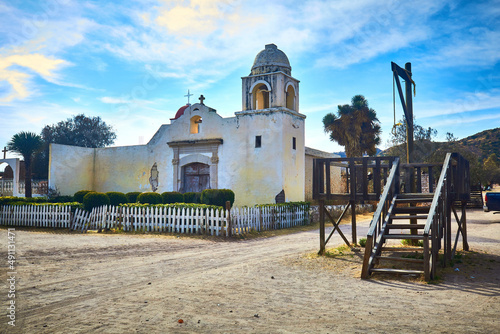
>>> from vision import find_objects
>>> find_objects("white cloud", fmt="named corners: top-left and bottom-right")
top-left (0, 53), bottom-right (68, 103)
top-left (417, 89), bottom-right (500, 119)
top-left (100, 96), bottom-right (131, 104)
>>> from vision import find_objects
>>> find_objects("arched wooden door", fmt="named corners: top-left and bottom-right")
top-left (183, 163), bottom-right (210, 193)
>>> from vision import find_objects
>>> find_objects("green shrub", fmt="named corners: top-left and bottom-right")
top-left (183, 192), bottom-right (201, 204)
top-left (74, 190), bottom-right (93, 203)
top-left (200, 189), bottom-right (235, 208)
top-left (137, 192), bottom-right (162, 204)
top-left (126, 192), bottom-right (141, 203)
top-left (83, 192), bottom-right (110, 212)
top-left (0, 196), bottom-right (48, 205)
top-left (48, 195), bottom-right (74, 203)
top-left (161, 191), bottom-right (184, 204)
top-left (106, 192), bottom-right (128, 206)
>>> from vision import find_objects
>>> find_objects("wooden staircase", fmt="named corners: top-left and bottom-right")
top-left (361, 153), bottom-right (470, 281)
top-left (367, 193), bottom-right (433, 277)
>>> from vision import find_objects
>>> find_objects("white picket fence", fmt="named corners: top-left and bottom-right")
top-left (0, 204), bottom-right (310, 236)
top-left (0, 205), bottom-right (72, 228)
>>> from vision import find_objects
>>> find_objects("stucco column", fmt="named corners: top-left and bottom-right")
top-left (172, 148), bottom-right (179, 191)
top-left (210, 152), bottom-right (219, 189)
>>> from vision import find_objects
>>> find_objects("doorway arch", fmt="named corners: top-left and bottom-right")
top-left (0, 158), bottom-right (21, 196)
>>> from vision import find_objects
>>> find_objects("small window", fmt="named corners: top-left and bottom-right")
top-left (190, 116), bottom-right (202, 134)
top-left (292, 137), bottom-right (296, 150)
top-left (255, 135), bottom-right (262, 148)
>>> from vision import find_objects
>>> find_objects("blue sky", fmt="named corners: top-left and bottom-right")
top-left (1, 0), bottom-right (500, 160)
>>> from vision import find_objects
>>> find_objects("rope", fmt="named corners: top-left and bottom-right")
top-left (403, 68), bottom-right (416, 96)
top-left (392, 75), bottom-right (399, 136)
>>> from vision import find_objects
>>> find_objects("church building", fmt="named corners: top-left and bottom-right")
top-left (48, 44), bottom-right (338, 206)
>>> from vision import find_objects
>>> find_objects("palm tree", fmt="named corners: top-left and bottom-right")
top-left (7, 131), bottom-right (43, 197)
top-left (323, 95), bottom-right (381, 157)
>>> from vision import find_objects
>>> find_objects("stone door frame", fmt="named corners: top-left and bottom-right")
top-left (167, 139), bottom-right (222, 192)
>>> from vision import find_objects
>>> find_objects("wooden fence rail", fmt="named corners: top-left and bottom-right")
top-left (0, 204), bottom-right (310, 236)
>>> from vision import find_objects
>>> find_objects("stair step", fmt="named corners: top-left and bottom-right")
top-left (395, 198), bottom-right (433, 203)
top-left (390, 215), bottom-right (428, 220)
top-left (393, 207), bottom-right (430, 214)
top-left (381, 246), bottom-right (424, 251)
top-left (375, 256), bottom-right (424, 263)
top-left (387, 224), bottom-right (426, 229)
top-left (384, 234), bottom-right (424, 240)
top-left (398, 193), bottom-right (434, 199)
top-left (370, 268), bottom-right (424, 275)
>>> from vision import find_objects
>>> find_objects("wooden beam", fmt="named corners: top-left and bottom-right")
top-left (319, 200), bottom-right (325, 255)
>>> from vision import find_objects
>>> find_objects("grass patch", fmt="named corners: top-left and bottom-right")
top-left (358, 238), bottom-right (367, 247)
top-left (401, 239), bottom-right (424, 247)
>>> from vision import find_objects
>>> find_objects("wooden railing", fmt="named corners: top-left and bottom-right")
top-left (423, 152), bottom-right (470, 280)
top-left (313, 156), bottom-right (398, 201)
top-left (361, 158), bottom-right (400, 278)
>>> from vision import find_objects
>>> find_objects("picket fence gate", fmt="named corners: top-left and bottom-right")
top-left (0, 204), bottom-right (310, 236)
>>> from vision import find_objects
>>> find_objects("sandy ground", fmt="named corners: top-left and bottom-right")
top-left (1, 209), bottom-right (499, 333)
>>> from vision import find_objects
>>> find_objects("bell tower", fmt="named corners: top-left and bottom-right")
top-left (241, 44), bottom-right (300, 112)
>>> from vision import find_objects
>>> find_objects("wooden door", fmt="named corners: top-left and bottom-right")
top-left (183, 163), bottom-right (210, 193)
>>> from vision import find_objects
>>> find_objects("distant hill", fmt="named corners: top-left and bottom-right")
top-left (458, 127), bottom-right (500, 161)
top-left (380, 127), bottom-right (500, 162)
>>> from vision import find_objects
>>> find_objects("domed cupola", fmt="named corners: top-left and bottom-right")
top-left (250, 44), bottom-right (291, 76)
top-left (241, 44), bottom-right (299, 113)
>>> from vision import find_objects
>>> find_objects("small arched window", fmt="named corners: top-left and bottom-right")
top-left (190, 116), bottom-right (202, 134)
top-left (286, 84), bottom-right (295, 110)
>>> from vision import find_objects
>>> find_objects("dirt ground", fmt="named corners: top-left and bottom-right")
top-left (1, 208), bottom-right (499, 333)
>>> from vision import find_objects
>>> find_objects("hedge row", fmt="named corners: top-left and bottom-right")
top-left (1, 189), bottom-right (236, 211)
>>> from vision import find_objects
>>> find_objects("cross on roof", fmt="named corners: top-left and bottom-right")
top-left (184, 89), bottom-right (193, 105)
top-left (2, 147), bottom-right (7, 159)
top-left (199, 95), bottom-right (205, 105)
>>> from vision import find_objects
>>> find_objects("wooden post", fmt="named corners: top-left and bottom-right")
top-left (405, 62), bottom-right (414, 165)
top-left (226, 201), bottom-right (232, 237)
top-left (351, 200), bottom-right (356, 245)
top-left (319, 199), bottom-right (325, 255)
top-left (461, 200), bottom-right (469, 251)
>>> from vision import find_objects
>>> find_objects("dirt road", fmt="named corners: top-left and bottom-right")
top-left (1, 209), bottom-right (499, 333)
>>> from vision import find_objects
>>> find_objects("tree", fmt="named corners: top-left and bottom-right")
top-left (483, 153), bottom-right (500, 187)
top-left (7, 131), bottom-right (43, 197)
top-left (390, 117), bottom-right (437, 146)
top-left (323, 95), bottom-right (381, 157)
top-left (33, 114), bottom-right (116, 179)
top-left (446, 132), bottom-right (458, 142)
top-left (386, 117), bottom-right (439, 163)
top-left (41, 114), bottom-right (116, 148)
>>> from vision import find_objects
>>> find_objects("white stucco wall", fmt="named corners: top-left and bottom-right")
top-left (92, 145), bottom-right (152, 193)
top-left (48, 144), bottom-right (95, 195)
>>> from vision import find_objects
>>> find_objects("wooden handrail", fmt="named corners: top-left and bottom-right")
top-left (366, 157), bottom-right (400, 237)
top-left (424, 153), bottom-right (452, 235)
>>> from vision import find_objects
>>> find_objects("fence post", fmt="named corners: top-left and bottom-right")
top-left (226, 201), bottom-right (232, 237)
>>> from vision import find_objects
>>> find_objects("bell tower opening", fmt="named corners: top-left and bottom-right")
top-left (286, 84), bottom-right (296, 110)
top-left (252, 84), bottom-right (270, 110)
